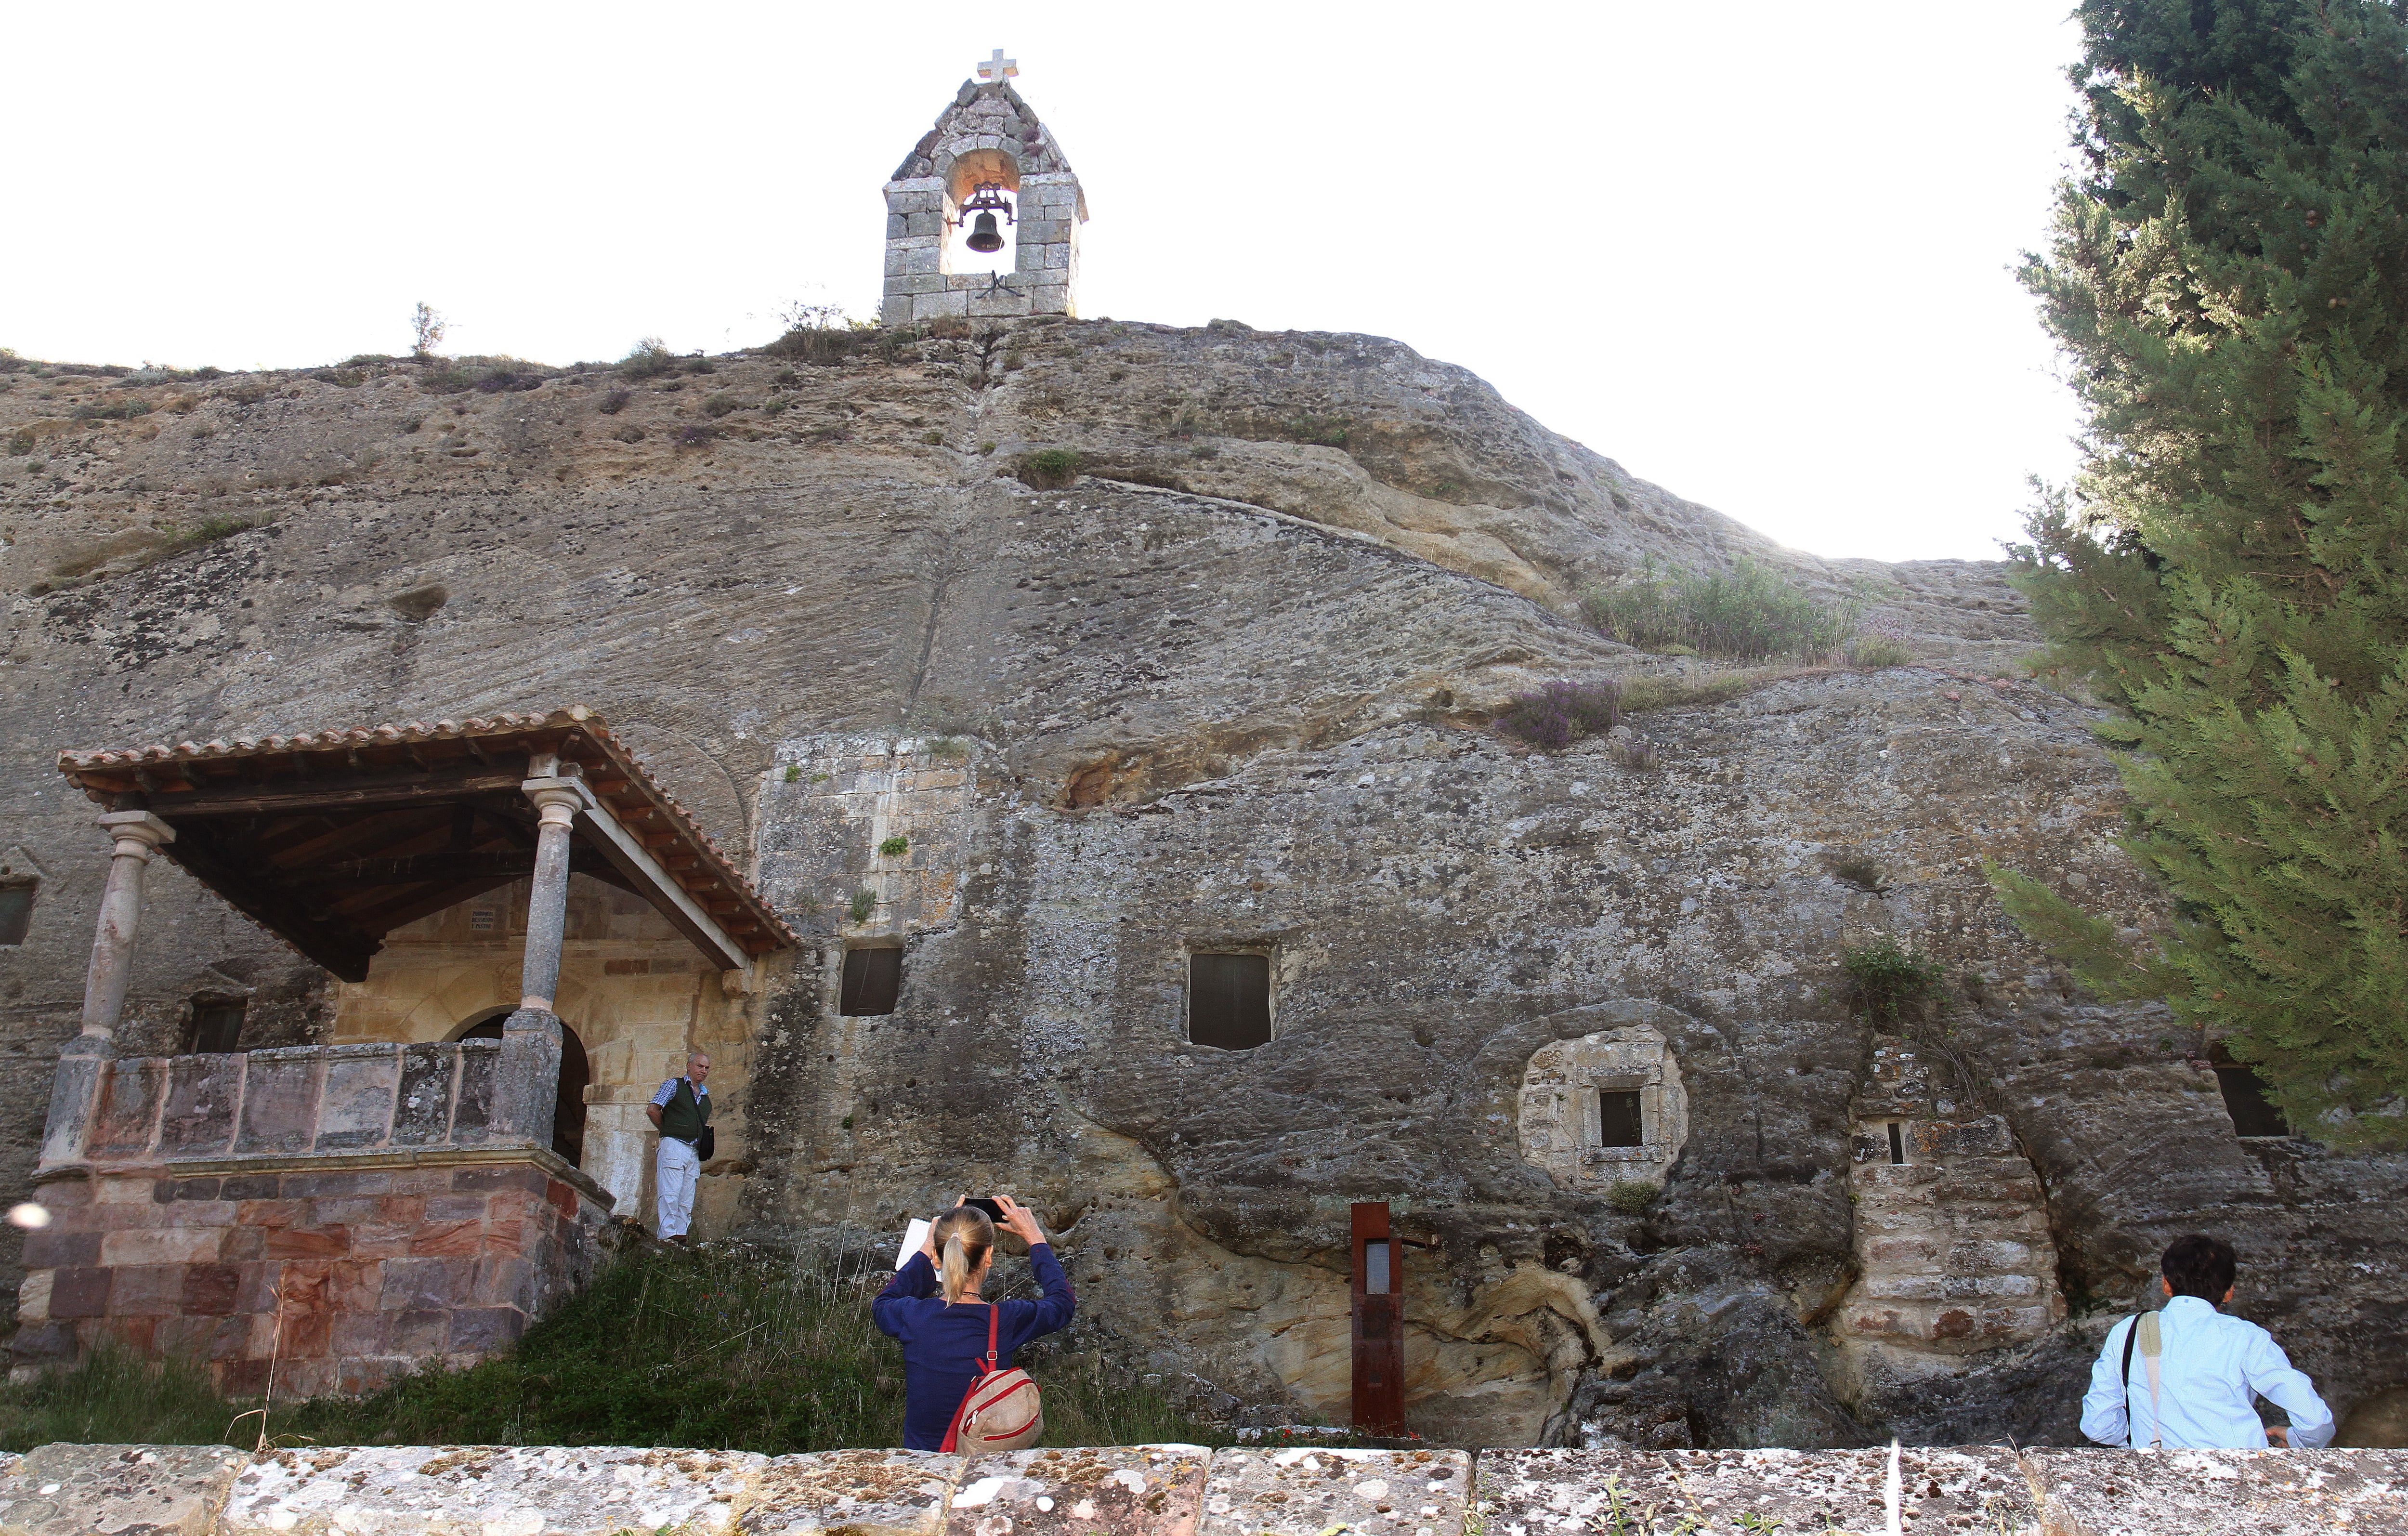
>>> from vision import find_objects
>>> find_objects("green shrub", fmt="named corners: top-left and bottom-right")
top-left (1840, 937), bottom-right (1947, 1026)
top-left (847, 890), bottom-right (877, 923)
top-left (783, 764), bottom-right (803, 783)
top-left (877, 836), bottom-right (909, 857)
top-left (766, 326), bottom-right (867, 366)
top-left (1492, 680), bottom-right (1621, 750)
top-left (1582, 558), bottom-right (1862, 662)
top-left (683, 358), bottom-right (717, 375)
top-left (72, 398), bottom-right (152, 421)
top-left (1018, 447), bottom-right (1083, 489)
top-left (928, 737), bottom-right (970, 760)
top-left (702, 393), bottom-right (743, 419)
top-left (1607, 1180), bottom-right (1659, 1216)
top-left (1284, 416), bottom-right (1350, 448)
top-left (597, 389), bottom-right (631, 415)
top-left (1848, 617), bottom-right (1915, 668)
top-left (5, 430), bottom-right (33, 456)
top-left (618, 337), bottom-right (677, 379)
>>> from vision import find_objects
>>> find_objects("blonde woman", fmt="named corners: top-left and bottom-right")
top-left (873, 1194), bottom-right (1074, 1449)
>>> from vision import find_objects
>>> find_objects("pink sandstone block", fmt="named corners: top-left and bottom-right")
top-left (99, 1227), bottom-right (224, 1267)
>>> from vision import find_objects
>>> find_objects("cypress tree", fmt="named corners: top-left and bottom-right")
top-left (1995, 0), bottom-right (2408, 1146)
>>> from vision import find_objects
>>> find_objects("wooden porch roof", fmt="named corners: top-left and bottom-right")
top-left (56, 706), bottom-right (797, 983)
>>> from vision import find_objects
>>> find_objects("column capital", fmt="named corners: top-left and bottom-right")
top-left (521, 775), bottom-right (596, 826)
top-left (95, 810), bottom-right (176, 854)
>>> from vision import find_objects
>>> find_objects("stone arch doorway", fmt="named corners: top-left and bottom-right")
top-left (453, 1008), bottom-right (590, 1168)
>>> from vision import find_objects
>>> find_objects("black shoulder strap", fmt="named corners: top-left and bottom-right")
top-left (2120, 1314), bottom-right (2140, 1448)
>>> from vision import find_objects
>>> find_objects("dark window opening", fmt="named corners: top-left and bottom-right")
top-left (0, 884), bottom-right (31, 946)
top-left (186, 1000), bottom-right (246, 1055)
top-left (458, 1013), bottom-right (590, 1166)
top-left (1888, 1121), bottom-right (1907, 1165)
top-left (841, 947), bottom-right (903, 1017)
top-left (2216, 1065), bottom-right (2291, 1138)
top-left (1188, 952), bottom-right (1272, 1050)
top-left (1597, 1089), bottom-right (1644, 1148)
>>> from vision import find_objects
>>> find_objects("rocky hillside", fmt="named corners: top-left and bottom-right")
top-left (2, 320), bottom-right (2400, 1448)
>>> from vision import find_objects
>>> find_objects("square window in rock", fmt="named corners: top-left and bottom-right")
top-left (1888, 1121), bottom-right (1907, 1165)
top-left (840, 946), bottom-right (903, 1017)
top-left (0, 883), bottom-right (30, 946)
top-left (186, 999), bottom-right (245, 1055)
top-left (2216, 1065), bottom-right (2291, 1138)
top-left (1188, 952), bottom-right (1272, 1050)
top-left (1597, 1088), bottom-right (1644, 1148)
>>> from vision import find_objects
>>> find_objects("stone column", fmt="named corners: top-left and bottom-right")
top-left (502, 775), bottom-right (586, 1158)
top-left (43, 810), bottom-right (175, 1169)
top-left (80, 810), bottom-right (175, 1041)
top-left (519, 782), bottom-right (583, 1012)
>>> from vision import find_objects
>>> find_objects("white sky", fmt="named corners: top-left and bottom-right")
top-left (3, 2), bottom-right (2087, 564)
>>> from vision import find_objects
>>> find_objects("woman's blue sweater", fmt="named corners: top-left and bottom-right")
top-left (873, 1243), bottom-right (1075, 1450)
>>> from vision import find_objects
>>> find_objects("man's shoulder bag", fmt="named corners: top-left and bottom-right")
top-left (940, 1304), bottom-right (1044, 1453)
top-left (671, 1077), bottom-right (717, 1162)
top-left (2120, 1310), bottom-right (2164, 1449)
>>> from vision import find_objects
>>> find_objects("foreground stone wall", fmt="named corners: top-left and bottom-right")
top-left (5, 1439), bottom-right (2405, 1536)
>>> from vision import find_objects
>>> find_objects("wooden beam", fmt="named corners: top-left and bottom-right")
top-left (143, 762), bottom-right (529, 819)
top-left (555, 781), bottom-right (752, 975)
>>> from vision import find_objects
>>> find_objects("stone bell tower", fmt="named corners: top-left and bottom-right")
top-left (879, 49), bottom-right (1086, 326)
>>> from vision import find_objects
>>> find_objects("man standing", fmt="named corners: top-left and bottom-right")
top-left (2081, 1233), bottom-right (2334, 1448)
top-left (646, 1051), bottom-right (711, 1245)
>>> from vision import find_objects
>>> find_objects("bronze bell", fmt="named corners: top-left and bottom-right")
top-left (966, 211), bottom-right (1005, 254)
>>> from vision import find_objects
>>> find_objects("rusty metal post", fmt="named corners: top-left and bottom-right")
top-left (1351, 1200), bottom-right (1405, 1434)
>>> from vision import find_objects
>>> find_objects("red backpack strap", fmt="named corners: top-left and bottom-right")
top-left (938, 1305), bottom-right (1003, 1454)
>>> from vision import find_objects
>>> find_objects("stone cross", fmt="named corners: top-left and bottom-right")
top-left (977, 48), bottom-right (1018, 84)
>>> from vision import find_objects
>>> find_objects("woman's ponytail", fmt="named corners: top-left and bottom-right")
top-left (932, 1207), bottom-right (995, 1304)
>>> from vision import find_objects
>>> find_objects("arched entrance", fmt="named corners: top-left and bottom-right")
top-left (454, 1009), bottom-right (590, 1168)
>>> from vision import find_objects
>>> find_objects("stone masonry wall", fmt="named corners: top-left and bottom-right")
top-left (881, 79), bottom-right (1082, 323)
top-left (13, 1158), bottom-right (608, 1396)
top-left (7, 1438), bottom-right (2408, 1536)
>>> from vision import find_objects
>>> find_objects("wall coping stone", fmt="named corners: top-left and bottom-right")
top-left (5, 1442), bottom-right (2403, 1536)
top-left (34, 1138), bottom-right (614, 1208)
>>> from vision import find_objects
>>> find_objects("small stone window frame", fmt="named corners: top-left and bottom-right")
top-left (1184, 944), bottom-right (1278, 1052)
top-left (182, 992), bottom-right (250, 1055)
top-left (0, 847), bottom-right (41, 948)
top-left (839, 944), bottom-right (904, 1018)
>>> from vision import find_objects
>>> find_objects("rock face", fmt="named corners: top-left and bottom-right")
top-left (2, 318), bottom-right (2404, 1446)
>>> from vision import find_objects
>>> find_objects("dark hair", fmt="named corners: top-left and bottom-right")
top-left (2162, 1233), bottom-right (2238, 1300)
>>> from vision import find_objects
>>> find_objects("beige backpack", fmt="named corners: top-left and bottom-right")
top-left (940, 1304), bottom-right (1044, 1453)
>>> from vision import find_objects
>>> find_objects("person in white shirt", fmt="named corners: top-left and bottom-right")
top-left (645, 1051), bottom-right (711, 1245)
top-left (2081, 1233), bottom-right (2334, 1449)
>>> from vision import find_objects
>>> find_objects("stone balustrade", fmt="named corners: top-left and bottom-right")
top-left (4, 1439), bottom-right (2406, 1536)
top-left (60, 1040), bottom-right (515, 1170)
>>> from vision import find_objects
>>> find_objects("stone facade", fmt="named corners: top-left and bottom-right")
top-left (1516, 1026), bottom-right (1688, 1193)
top-left (329, 872), bottom-right (763, 1232)
top-left (4, 321), bottom-right (2407, 1445)
top-left (881, 80), bottom-right (1085, 325)
top-left (1836, 1036), bottom-right (2066, 1394)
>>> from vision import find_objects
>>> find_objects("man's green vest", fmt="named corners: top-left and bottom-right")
top-left (660, 1077), bottom-right (712, 1142)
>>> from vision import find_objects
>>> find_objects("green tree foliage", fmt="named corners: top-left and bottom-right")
top-left (1998, 0), bottom-right (2408, 1144)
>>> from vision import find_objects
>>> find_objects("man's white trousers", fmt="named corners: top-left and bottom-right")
top-left (655, 1135), bottom-right (700, 1239)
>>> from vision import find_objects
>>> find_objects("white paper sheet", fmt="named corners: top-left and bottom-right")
top-left (895, 1217), bottom-right (931, 1273)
